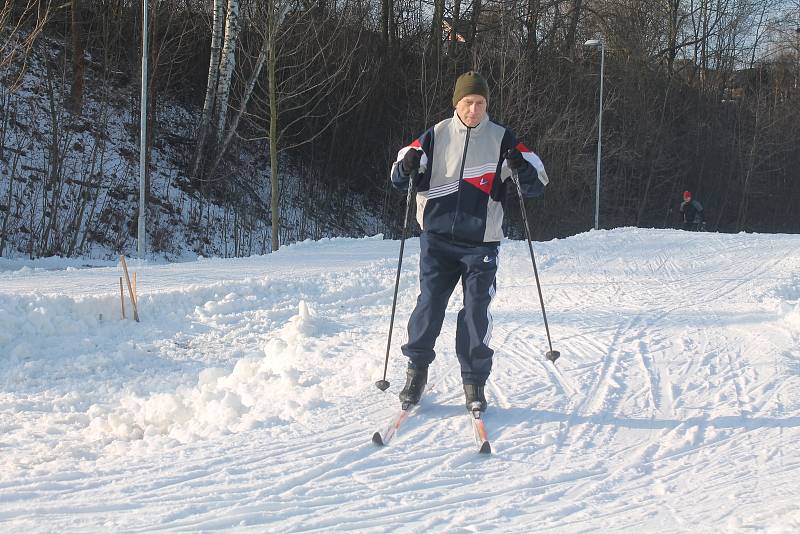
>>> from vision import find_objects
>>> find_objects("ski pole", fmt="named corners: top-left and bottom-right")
top-left (376, 170), bottom-right (417, 391)
top-left (510, 172), bottom-right (560, 364)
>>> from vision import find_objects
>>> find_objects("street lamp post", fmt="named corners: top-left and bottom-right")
top-left (138, 0), bottom-right (149, 258)
top-left (584, 38), bottom-right (604, 231)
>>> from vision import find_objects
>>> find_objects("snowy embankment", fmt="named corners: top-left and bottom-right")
top-left (1, 228), bottom-right (800, 532)
top-left (0, 34), bottom-right (383, 261)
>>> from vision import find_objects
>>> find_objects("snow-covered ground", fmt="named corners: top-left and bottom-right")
top-left (1, 228), bottom-right (799, 532)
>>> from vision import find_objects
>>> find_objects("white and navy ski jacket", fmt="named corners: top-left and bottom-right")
top-left (390, 111), bottom-right (548, 245)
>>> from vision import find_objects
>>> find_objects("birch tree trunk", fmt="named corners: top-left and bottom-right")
top-left (209, 43), bottom-right (268, 178)
top-left (215, 0), bottom-right (241, 141)
top-left (192, 0), bottom-right (225, 177)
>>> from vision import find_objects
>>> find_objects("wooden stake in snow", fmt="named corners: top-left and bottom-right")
top-left (132, 271), bottom-right (138, 308)
top-left (120, 276), bottom-right (126, 320)
top-left (120, 255), bottom-right (140, 322)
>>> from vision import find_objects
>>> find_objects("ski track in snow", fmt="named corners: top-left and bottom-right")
top-left (2, 229), bottom-right (800, 532)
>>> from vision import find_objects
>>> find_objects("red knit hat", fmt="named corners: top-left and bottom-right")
top-left (683, 190), bottom-right (692, 200)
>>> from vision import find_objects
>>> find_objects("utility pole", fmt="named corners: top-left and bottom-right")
top-left (138, 0), bottom-right (149, 258)
top-left (584, 38), bottom-right (605, 230)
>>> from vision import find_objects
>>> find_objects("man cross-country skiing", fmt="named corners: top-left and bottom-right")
top-left (389, 71), bottom-right (549, 412)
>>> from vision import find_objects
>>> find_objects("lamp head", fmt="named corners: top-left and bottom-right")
top-left (584, 39), bottom-right (603, 47)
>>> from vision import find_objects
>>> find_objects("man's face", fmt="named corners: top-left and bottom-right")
top-left (455, 94), bottom-right (487, 128)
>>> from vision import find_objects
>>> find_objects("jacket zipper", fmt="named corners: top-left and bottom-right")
top-left (451, 126), bottom-right (472, 240)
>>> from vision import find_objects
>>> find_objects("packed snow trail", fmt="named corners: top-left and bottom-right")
top-left (2, 229), bottom-right (800, 532)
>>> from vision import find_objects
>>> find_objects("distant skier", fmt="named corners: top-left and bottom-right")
top-left (680, 191), bottom-right (705, 231)
top-left (389, 71), bottom-right (549, 412)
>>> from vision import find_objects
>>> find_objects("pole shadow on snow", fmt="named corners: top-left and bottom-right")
top-left (533, 309), bottom-right (783, 340)
top-left (512, 407), bottom-right (800, 432)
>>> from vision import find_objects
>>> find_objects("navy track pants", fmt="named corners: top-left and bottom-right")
top-left (401, 232), bottom-right (498, 385)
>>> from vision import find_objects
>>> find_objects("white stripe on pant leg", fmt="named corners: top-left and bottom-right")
top-left (482, 252), bottom-right (498, 347)
top-left (483, 282), bottom-right (496, 346)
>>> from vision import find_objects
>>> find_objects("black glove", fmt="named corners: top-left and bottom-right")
top-left (505, 148), bottom-right (527, 171)
top-left (401, 149), bottom-right (422, 175)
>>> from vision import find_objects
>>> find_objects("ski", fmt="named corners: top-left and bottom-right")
top-left (373, 394), bottom-right (491, 454)
top-left (372, 402), bottom-right (418, 447)
top-left (469, 408), bottom-right (492, 454)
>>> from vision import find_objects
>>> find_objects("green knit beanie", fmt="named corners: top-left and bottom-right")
top-left (452, 71), bottom-right (489, 108)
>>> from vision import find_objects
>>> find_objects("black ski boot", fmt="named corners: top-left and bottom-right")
top-left (464, 384), bottom-right (487, 412)
top-left (399, 364), bottom-right (428, 407)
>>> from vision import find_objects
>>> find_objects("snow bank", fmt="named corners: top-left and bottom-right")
top-left (782, 301), bottom-right (800, 328)
top-left (0, 256), bottom-right (118, 274)
top-left (86, 301), bottom-right (345, 443)
top-left (772, 275), bottom-right (800, 328)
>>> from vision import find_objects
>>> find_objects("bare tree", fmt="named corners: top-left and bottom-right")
top-left (244, 1), bottom-right (370, 251)
top-left (428, 0), bottom-right (444, 58)
top-left (192, 0), bottom-right (240, 177)
top-left (69, 0), bottom-right (85, 114)
top-left (215, 0), bottom-right (241, 139)
top-left (382, 0), bottom-right (395, 46)
top-left (192, 0), bottom-right (226, 177)
top-left (0, 0), bottom-right (52, 89)
top-left (207, 3), bottom-right (290, 179)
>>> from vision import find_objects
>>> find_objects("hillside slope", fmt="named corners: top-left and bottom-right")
top-left (0, 33), bottom-right (382, 260)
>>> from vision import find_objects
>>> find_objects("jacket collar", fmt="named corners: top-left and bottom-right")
top-left (452, 109), bottom-right (490, 136)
